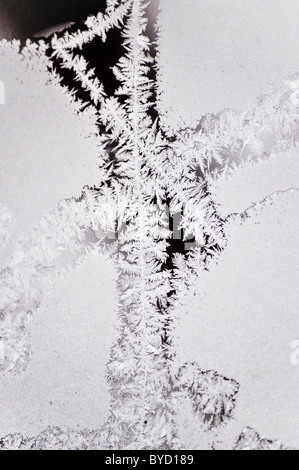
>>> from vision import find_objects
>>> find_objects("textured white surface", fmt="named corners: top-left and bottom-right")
top-left (210, 149), bottom-right (299, 218)
top-left (0, 339), bottom-right (4, 365)
top-left (0, 1), bottom-right (299, 448)
top-left (174, 190), bottom-right (299, 448)
top-left (161, 6), bottom-right (299, 446)
top-left (0, 253), bottom-right (117, 437)
top-left (158, 0), bottom-right (299, 129)
top-left (0, 41), bottom-right (100, 236)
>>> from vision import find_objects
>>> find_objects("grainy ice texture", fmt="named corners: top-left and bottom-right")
top-left (174, 188), bottom-right (299, 449)
top-left (157, 0), bottom-right (299, 130)
top-left (209, 149), bottom-right (299, 218)
top-left (0, 252), bottom-right (117, 437)
top-left (0, 0), bottom-right (299, 450)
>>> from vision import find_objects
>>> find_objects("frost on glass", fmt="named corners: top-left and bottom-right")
top-left (0, 252), bottom-right (117, 438)
top-left (0, 0), bottom-right (298, 450)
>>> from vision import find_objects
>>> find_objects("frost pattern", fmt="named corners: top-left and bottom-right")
top-left (176, 363), bottom-right (239, 429)
top-left (234, 428), bottom-right (291, 451)
top-left (0, 0), bottom-right (299, 449)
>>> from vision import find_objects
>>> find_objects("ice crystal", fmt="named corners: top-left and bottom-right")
top-left (0, 0), bottom-right (298, 450)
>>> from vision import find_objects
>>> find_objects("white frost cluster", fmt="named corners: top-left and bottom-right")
top-left (0, 0), bottom-right (299, 450)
